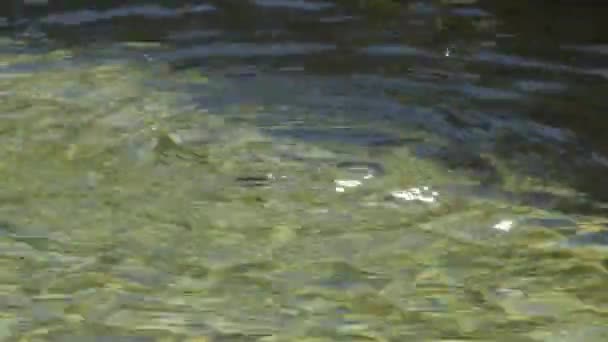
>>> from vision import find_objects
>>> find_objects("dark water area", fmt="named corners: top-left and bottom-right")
top-left (12, 0), bottom-right (607, 207)
top-left (1, 0), bottom-right (608, 340)
top-left (5, 0), bottom-right (608, 204)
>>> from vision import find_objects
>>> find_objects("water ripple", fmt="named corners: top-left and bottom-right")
top-left (359, 44), bottom-right (436, 58)
top-left (41, 4), bottom-right (216, 26)
top-left (159, 42), bottom-right (335, 60)
top-left (253, 0), bottom-right (335, 11)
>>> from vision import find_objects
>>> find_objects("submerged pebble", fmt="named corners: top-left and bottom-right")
top-left (389, 186), bottom-right (439, 203)
top-left (334, 179), bottom-right (362, 193)
top-left (334, 179), bottom-right (362, 188)
top-left (493, 219), bottom-right (514, 232)
top-left (333, 161), bottom-right (385, 192)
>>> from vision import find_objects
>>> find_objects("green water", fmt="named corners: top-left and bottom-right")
top-left (1, 1), bottom-right (608, 341)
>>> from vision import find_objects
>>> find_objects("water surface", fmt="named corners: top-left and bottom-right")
top-left (1, 1), bottom-right (608, 341)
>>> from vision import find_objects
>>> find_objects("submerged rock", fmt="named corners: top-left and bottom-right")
top-left (333, 160), bottom-right (386, 192)
top-left (388, 186), bottom-right (439, 204)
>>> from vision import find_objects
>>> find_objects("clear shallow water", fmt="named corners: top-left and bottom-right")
top-left (1, 1), bottom-right (608, 341)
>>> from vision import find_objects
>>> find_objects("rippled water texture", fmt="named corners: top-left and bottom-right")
top-left (1, 0), bottom-right (608, 341)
